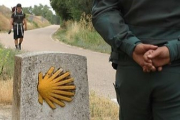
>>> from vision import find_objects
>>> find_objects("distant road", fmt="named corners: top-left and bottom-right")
top-left (0, 25), bottom-right (116, 99)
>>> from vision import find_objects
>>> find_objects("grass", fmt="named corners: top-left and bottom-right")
top-left (0, 45), bottom-right (19, 104)
top-left (0, 45), bottom-right (20, 80)
top-left (0, 80), bottom-right (13, 104)
top-left (90, 91), bottom-right (119, 120)
top-left (0, 5), bottom-right (11, 31)
top-left (0, 12), bottom-right (10, 31)
top-left (53, 19), bottom-right (111, 54)
top-left (0, 82), bottom-right (119, 120)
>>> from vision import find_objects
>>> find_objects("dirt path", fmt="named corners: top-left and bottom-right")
top-left (0, 25), bottom-right (117, 119)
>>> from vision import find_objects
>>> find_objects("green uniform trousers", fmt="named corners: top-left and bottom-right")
top-left (114, 56), bottom-right (180, 120)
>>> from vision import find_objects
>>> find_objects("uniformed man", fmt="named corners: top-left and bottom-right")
top-left (10, 3), bottom-right (27, 50)
top-left (92, 0), bottom-right (180, 119)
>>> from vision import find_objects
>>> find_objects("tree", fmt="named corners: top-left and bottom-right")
top-left (22, 4), bottom-right (60, 24)
top-left (50, 0), bottom-right (93, 21)
top-left (32, 4), bottom-right (43, 16)
top-left (23, 6), bottom-right (33, 14)
top-left (50, 0), bottom-right (72, 21)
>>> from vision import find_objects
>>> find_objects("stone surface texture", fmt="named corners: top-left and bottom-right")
top-left (12, 52), bottom-right (89, 120)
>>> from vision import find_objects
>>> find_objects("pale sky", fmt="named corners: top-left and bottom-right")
top-left (0, 0), bottom-right (55, 13)
top-left (0, 0), bottom-right (51, 8)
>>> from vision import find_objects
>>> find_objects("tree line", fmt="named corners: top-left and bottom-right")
top-left (23, 0), bottom-right (93, 24)
top-left (50, 0), bottom-right (93, 21)
top-left (23, 4), bottom-right (60, 24)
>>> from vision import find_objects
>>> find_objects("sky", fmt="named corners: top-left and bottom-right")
top-left (0, 0), bottom-right (55, 13)
top-left (0, 0), bottom-right (51, 8)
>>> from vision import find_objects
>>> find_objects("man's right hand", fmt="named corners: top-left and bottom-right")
top-left (132, 43), bottom-right (158, 72)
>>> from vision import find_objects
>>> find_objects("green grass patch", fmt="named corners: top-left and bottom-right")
top-left (0, 44), bottom-right (22, 80)
top-left (53, 24), bottom-right (111, 54)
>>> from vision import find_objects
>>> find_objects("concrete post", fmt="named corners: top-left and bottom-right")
top-left (12, 52), bottom-right (89, 120)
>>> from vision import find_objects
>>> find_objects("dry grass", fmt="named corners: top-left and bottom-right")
top-left (33, 16), bottom-right (50, 27)
top-left (0, 80), bottom-right (119, 119)
top-left (79, 12), bottom-right (94, 31)
top-left (54, 13), bottom-right (111, 53)
top-left (0, 5), bottom-right (12, 31)
top-left (0, 79), bottom-right (13, 104)
top-left (90, 91), bottom-right (119, 120)
top-left (26, 22), bottom-right (35, 30)
top-left (26, 15), bottom-right (50, 30)
top-left (66, 21), bottom-right (79, 42)
top-left (0, 13), bottom-right (10, 30)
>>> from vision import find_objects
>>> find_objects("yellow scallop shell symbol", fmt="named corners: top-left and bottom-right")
top-left (38, 67), bottom-right (76, 109)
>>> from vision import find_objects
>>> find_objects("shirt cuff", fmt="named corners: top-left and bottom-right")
top-left (120, 36), bottom-right (141, 57)
top-left (165, 39), bottom-right (180, 62)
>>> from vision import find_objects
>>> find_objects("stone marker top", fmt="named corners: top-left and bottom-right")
top-left (13, 51), bottom-right (89, 120)
top-left (16, 51), bottom-right (87, 60)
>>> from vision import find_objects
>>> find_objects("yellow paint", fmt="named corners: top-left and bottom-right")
top-left (38, 67), bottom-right (76, 109)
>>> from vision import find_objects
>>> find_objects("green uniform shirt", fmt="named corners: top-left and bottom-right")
top-left (92, 0), bottom-right (180, 62)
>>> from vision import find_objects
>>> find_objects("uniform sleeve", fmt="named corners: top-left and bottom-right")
top-left (92, 0), bottom-right (141, 57)
top-left (165, 39), bottom-right (180, 62)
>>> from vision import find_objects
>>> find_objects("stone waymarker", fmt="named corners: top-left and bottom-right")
top-left (12, 52), bottom-right (89, 120)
